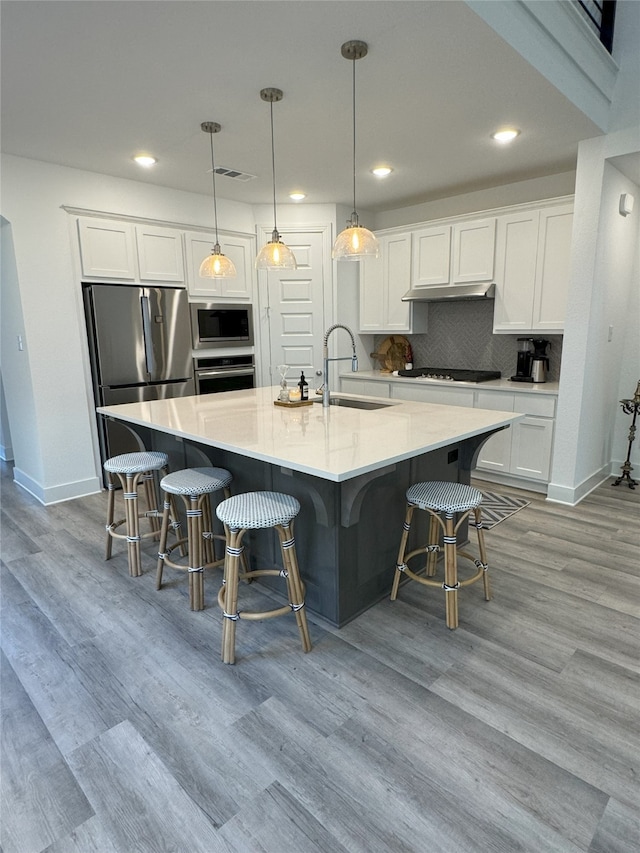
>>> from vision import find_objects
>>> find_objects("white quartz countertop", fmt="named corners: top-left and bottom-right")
top-left (342, 370), bottom-right (560, 395)
top-left (98, 386), bottom-right (521, 483)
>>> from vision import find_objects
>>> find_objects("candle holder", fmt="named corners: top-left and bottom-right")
top-left (612, 379), bottom-right (640, 489)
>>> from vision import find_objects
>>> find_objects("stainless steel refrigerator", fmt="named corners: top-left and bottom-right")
top-left (83, 283), bottom-right (195, 467)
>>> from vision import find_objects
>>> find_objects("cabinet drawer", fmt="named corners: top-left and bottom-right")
top-left (475, 390), bottom-right (514, 412)
top-left (513, 393), bottom-right (556, 418)
top-left (391, 384), bottom-right (475, 407)
top-left (340, 379), bottom-right (390, 398)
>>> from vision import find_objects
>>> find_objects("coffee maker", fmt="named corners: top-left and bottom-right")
top-left (530, 339), bottom-right (551, 383)
top-left (511, 338), bottom-right (533, 382)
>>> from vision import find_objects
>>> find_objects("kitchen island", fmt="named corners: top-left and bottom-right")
top-left (98, 386), bottom-right (520, 626)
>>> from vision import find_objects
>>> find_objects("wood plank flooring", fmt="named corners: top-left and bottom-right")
top-left (1, 459), bottom-right (638, 852)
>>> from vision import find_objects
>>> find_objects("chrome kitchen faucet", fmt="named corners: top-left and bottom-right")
top-left (322, 324), bottom-right (358, 407)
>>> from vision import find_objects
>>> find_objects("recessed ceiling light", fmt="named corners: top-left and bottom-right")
top-left (372, 166), bottom-right (393, 177)
top-left (491, 128), bottom-right (520, 144)
top-left (134, 155), bottom-right (157, 167)
top-left (289, 192), bottom-right (306, 201)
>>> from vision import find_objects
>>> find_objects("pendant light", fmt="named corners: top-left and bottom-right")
top-left (199, 121), bottom-right (237, 279)
top-left (332, 40), bottom-right (379, 261)
top-left (255, 88), bottom-right (297, 270)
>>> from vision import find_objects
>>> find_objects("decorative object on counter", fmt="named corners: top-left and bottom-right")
top-left (322, 324), bottom-right (358, 407)
top-left (104, 451), bottom-right (177, 578)
top-left (255, 88), bottom-right (297, 270)
top-left (198, 122), bottom-right (237, 279)
top-left (216, 491), bottom-right (312, 664)
top-left (288, 386), bottom-right (302, 403)
top-left (612, 379), bottom-right (640, 489)
top-left (156, 466), bottom-right (236, 611)
top-left (478, 492), bottom-right (530, 529)
top-left (274, 398), bottom-right (312, 408)
top-left (298, 372), bottom-right (309, 400)
top-left (370, 335), bottom-right (410, 373)
top-left (391, 481), bottom-right (491, 630)
top-left (404, 341), bottom-right (413, 370)
top-left (332, 40), bottom-right (379, 262)
top-left (277, 363), bottom-right (290, 402)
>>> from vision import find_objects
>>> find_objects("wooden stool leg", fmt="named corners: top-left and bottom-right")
top-left (443, 512), bottom-right (459, 629)
top-left (475, 507), bottom-right (492, 601)
top-left (105, 475), bottom-right (116, 560)
top-left (221, 526), bottom-right (243, 664)
top-left (277, 522), bottom-right (311, 653)
top-left (155, 493), bottom-right (172, 590)
top-left (187, 495), bottom-right (205, 612)
top-left (426, 513), bottom-right (439, 577)
top-left (391, 503), bottom-right (414, 600)
top-left (142, 471), bottom-right (160, 534)
top-left (124, 472), bottom-right (142, 578)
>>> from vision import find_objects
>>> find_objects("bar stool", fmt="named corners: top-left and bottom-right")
top-left (104, 450), bottom-right (175, 578)
top-left (216, 491), bottom-right (312, 664)
top-left (390, 481), bottom-right (491, 629)
top-left (156, 467), bottom-right (233, 611)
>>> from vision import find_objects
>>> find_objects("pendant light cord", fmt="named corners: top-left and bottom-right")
top-left (208, 132), bottom-right (220, 244)
top-left (270, 100), bottom-right (278, 236)
top-left (351, 55), bottom-right (357, 219)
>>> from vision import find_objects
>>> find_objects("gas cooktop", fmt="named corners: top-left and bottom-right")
top-left (396, 367), bottom-right (501, 383)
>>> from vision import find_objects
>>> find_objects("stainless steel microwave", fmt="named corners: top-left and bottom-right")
top-left (190, 302), bottom-right (254, 350)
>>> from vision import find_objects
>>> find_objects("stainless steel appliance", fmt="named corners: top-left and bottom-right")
top-left (530, 339), bottom-right (551, 383)
top-left (511, 337), bottom-right (534, 382)
top-left (194, 355), bottom-right (255, 395)
top-left (83, 283), bottom-right (195, 465)
top-left (190, 302), bottom-right (253, 349)
top-left (396, 367), bottom-right (501, 383)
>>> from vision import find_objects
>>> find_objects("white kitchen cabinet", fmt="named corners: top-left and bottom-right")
top-left (493, 202), bottom-right (573, 333)
top-left (359, 232), bottom-right (412, 332)
top-left (390, 382), bottom-right (475, 408)
top-left (411, 217), bottom-right (495, 288)
top-left (78, 217), bottom-right (137, 279)
top-left (340, 378), bottom-right (390, 397)
top-left (185, 231), bottom-right (253, 300)
top-left (135, 224), bottom-right (184, 282)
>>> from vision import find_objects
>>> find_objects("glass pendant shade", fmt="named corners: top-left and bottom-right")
top-left (255, 230), bottom-right (297, 270)
top-left (332, 217), bottom-right (379, 261)
top-left (199, 243), bottom-right (237, 278)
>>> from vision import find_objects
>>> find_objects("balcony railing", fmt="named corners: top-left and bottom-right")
top-left (575, 0), bottom-right (616, 52)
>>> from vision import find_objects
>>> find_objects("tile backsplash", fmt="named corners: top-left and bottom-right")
top-left (373, 300), bottom-right (563, 381)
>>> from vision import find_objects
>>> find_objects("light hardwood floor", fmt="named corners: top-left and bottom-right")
top-left (1, 459), bottom-right (638, 853)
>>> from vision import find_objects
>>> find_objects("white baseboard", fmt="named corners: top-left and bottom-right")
top-left (546, 464), bottom-right (610, 506)
top-left (13, 466), bottom-right (102, 505)
top-left (0, 443), bottom-right (14, 461)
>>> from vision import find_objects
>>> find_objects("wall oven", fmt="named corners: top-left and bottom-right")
top-left (190, 302), bottom-right (253, 350)
top-left (193, 355), bottom-right (255, 395)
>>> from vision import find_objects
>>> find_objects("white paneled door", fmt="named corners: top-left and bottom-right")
top-left (256, 226), bottom-right (331, 390)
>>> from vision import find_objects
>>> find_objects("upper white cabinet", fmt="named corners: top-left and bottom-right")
top-left (78, 217), bottom-right (137, 280)
top-left (493, 202), bottom-right (573, 333)
top-left (135, 224), bottom-right (184, 282)
top-left (411, 218), bottom-right (496, 288)
top-left (78, 216), bottom-right (185, 284)
top-left (359, 232), bottom-right (412, 332)
top-left (185, 231), bottom-right (253, 300)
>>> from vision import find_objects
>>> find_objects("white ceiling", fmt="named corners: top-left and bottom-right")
top-left (1, 0), bottom-right (603, 213)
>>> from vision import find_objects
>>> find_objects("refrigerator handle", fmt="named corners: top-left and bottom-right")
top-left (141, 294), bottom-right (155, 377)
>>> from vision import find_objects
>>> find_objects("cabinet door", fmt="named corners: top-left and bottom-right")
top-left (78, 217), bottom-right (137, 279)
top-left (532, 205), bottom-right (573, 331)
top-left (359, 233), bottom-right (412, 332)
top-left (510, 416), bottom-right (554, 481)
top-left (474, 390), bottom-right (514, 473)
top-left (136, 225), bottom-right (184, 282)
top-left (492, 211), bottom-right (539, 332)
top-left (452, 218), bottom-right (496, 283)
top-left (411, 225), bottom-right (451, 286)
top-left (185, 231), bottom-right (252, 300)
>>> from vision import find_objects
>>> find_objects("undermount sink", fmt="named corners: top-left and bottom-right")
top-left (313, 396), bottom-right (394, 410)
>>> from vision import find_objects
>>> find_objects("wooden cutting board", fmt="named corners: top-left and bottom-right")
top-left (370, 335), bottom-right (409, 373)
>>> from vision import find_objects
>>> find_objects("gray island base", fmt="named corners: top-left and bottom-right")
top-left (98, 386), bottom-right (520, 627)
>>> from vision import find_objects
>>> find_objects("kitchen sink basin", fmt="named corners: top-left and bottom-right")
top-left (312, 396), bottom-right (394, 410)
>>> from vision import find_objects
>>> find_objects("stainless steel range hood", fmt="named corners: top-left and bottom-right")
top-left (401, 282), bottom-right (495, 302)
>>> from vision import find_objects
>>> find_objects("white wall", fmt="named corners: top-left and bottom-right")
top-left (0, 155), bottom-right (255, 503)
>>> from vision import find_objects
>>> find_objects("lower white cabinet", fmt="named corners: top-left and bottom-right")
top-left (390, 382), bottom-right (475, 408)
top-left (340, 378), bottom-right (390, 397)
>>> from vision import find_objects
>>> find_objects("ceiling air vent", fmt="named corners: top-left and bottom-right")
top-left (211, 166), bottom-right (257, 182)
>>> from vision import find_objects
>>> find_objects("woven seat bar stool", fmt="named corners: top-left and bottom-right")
top-left (390, 481), bottom-right (491, 629)
top-left (156, 467), bottom-right (234, 611)
top-left (216, 491), bottom-right (312, 665)
top-left (104, 450), bottom-right (176, 578)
